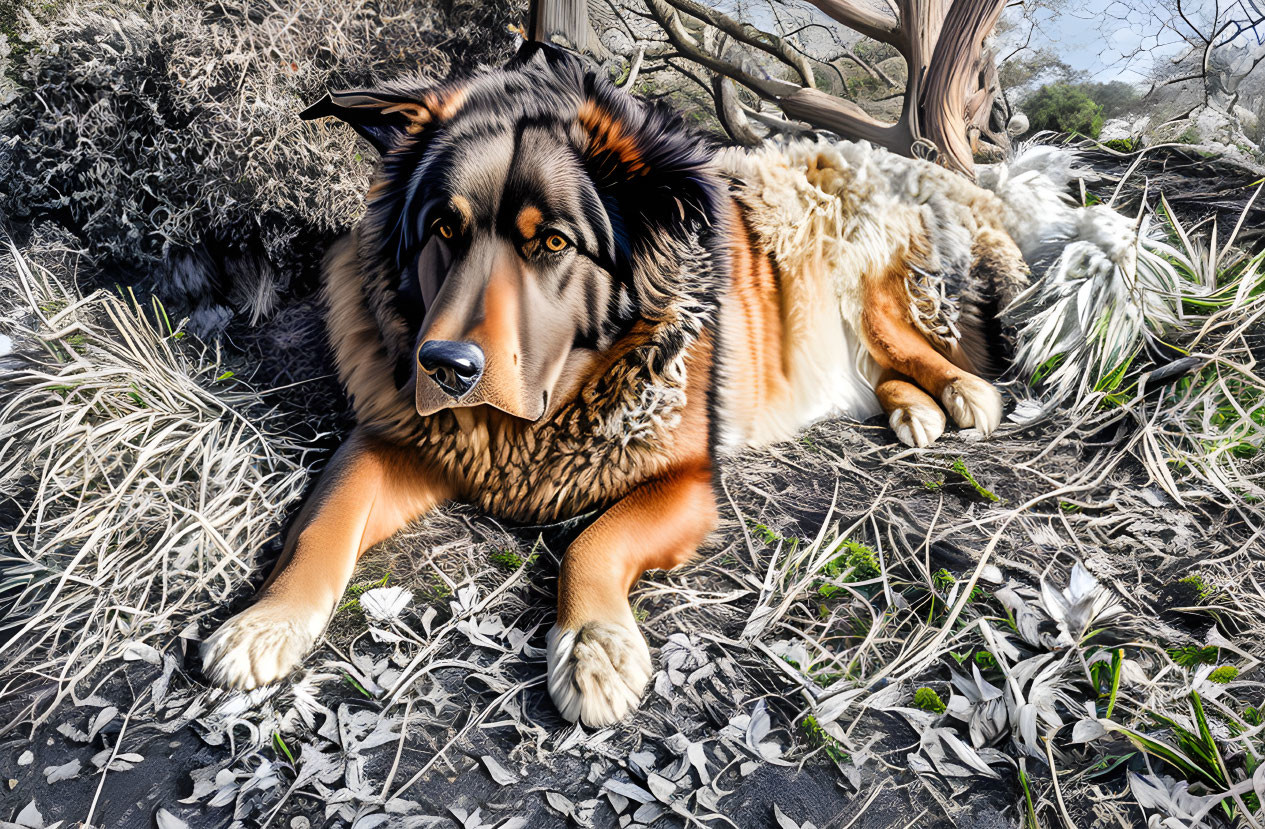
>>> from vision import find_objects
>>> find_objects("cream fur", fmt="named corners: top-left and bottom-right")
top-left (714, 137), bottom-right (1000, 449)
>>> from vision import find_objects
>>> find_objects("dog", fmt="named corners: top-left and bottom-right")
top-left (202, 43), bottom-right (1118, 727)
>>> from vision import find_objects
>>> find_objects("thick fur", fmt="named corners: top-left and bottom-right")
top-left (203, 44), bottom-right (1142, 726)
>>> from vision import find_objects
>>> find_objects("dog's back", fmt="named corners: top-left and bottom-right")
top-left (712, 137), bottom-right (1029, 450)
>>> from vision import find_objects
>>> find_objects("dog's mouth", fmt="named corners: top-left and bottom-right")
top-left (414, 363), bottom-right (547, 423)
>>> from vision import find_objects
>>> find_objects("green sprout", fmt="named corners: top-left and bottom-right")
top-left (800, 715), bottom-right (850, 764)
top-left (272, 732), bottom-right (296, 764)
top-left (489, 549), bottom-right (526, 571)
top-left (924, 458), bottom-right (1001, 502)
top-left (913, 687), bottom-right (946, 714)
top-left (1168, 645), bottom-right (1219, 668)
top-left (1208, 666), bottom-right (1239, 684)
top-left (1178, 574), bottom-right (1214, 602)
top-left (336, 572), bottom-right (390, 613)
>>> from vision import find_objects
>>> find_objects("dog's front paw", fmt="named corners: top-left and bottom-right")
top-left (547, 620), bottom-right (652, 728)
top-left (889, 399), bottom-right (946, 448)
top-left (940, 375), bottom-right (1002, 436)
top-left (201, 600), bottom-right (327, 691)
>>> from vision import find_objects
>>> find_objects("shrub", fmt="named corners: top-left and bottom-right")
top-left (1081, 80), bottom-right (1141, 120)
top-left (0, 0), bottom-right (519, 335)
top-left (1023, 82), bottom-right (1104, 137)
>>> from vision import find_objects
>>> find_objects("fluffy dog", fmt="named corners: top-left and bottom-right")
top-left (203, 43), bottom-right (1131, 726)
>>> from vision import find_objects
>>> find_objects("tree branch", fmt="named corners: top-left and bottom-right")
top-left (778, 87), bottom-right (914, 151)
top-left (800, 0), bottom-right (904, 50)
top-left (659, 0), bottom-right (816, 88)
top-left (712, 74), bottom-right (764, 145)
top-left (646, 0), bottom-right (803, 99)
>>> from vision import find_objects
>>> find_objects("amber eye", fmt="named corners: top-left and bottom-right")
top-left (435, 221), bottom-right (454, 240)
top-left (544, 233), bottom-right (569, 252)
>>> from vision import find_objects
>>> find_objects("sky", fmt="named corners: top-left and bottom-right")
top-left (1008, 0), bottom-right (1265, 85)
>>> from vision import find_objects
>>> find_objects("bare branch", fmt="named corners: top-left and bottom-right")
top-left (645, 0), bottom-right (803, 99)
top-left (712, 73), bottom-right (764, 145)
top-left (778, 86), bottom-right (913, 150)
top-left (659, 0), bottom-right (816, 87)
top-left (800, 0), bottom-right (904, 50)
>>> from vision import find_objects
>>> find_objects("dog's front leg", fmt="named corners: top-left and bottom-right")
top-left (203, 428), bottom-right (447, 690)
top-left (547, 466), bottom-right (717, 727)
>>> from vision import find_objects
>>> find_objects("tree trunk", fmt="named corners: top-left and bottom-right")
top-left (918, 0), bottom-right (1007, 173)
top-left (528, 0), bottom-right (605, 56)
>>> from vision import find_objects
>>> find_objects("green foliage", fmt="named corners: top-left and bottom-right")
top-left (817, 539), bottom-right (881, 600)
top-left (336, 573), bottom-right (390, 613)
top-left (800, 715), bottom-right (850, 763)
top-left (272, 732), bottom-right (296, 765)
top-left (489, 548), bottom-right (530, 571)
top-left (1080, 81), bottom-right (1142, 120)
top-left (1103, 137), bottom-right (1140, 152)
top-left (1023, 82), bottom-right (1105, 138)
top-left (1179, 574), bottom-right (1215, 602)
top-left (1018, 765), bottom-right (1039, 829)
top-left (930, 568), bottom-right (986, 605)
top-left (1208, 665), bottom-right (1239, 684)
top-left (1168, 645), bottom-right (1220, 669)
top-left (1112, 692), bottom-right (1256, 822)
top-left (924, 458), bottom-right (1000, 502)
top-left (1030, 353), bottom-right (1066, 386)
top-left (747, 519), bottom-right (801, 550)
top-left (342, 672), bottom-right (372, 697)
top-left (913, 686), bottom-right (946, 714)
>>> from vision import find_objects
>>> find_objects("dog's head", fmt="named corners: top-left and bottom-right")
top-left (304, 44), bottom-right (722, 422)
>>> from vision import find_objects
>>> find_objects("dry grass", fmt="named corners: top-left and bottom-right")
top-left (0, 228), bottom-right (312, 730)
top-left (2, 191), bottom-right (1263, 826)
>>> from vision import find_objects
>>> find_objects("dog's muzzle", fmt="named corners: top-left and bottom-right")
top-left (417, 340), bottom-right (485, 399)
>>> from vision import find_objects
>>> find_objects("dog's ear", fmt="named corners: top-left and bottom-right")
top-left (300, 89), bottom-right (438, 155)
top-left (573, 80), bottom-right (721, 297)
top-left (505, 39), bottom-right (584, 75)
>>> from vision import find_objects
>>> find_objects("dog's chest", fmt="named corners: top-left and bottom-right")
top-left (417, 403), bottom-right (673, 524)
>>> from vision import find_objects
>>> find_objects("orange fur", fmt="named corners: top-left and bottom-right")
top-left (515, 205), bottom-right (542, 239)
top-left (861, 253), bottom-right (967, 398)
top-left (577, 100), bottom-right (647, 176)
top-left (719, 200), bottom-right (792, 427)
top-left (260, 430), bottom-right (447, 618)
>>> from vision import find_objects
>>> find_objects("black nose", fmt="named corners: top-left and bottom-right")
top-left (417, 340), bottom-right (485, 399)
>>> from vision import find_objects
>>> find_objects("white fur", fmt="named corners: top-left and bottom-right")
top-left (714, 137), bottom-right (1011, 449)
top-left (713, 139), bottom-right (912, 447)
top-left (889, 400), bottom-right (946, 448)
top-left (547, 621), bottom-right (652, 727)
top-left (940, 374), bottom-right (1003, 435)
top-left (201, 601), bottom-right (327, 690)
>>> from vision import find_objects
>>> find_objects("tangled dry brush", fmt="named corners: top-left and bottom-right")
top-left (2, 1), bottom-right (1265, 828)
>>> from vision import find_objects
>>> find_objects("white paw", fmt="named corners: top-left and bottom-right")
top-left (889, 401), bottom-right (946, 448)
top-left (202, 601), bottom-right (327, 691)
top-left (940, 375), bottom-right (1003, 436)
top-left (547, 620), bottom-right (652, 728)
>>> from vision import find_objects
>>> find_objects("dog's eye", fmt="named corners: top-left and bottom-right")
top-left (434, 221), bottom-right (454, 240)
top-left (544, 233), bottom-right (569, 252)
